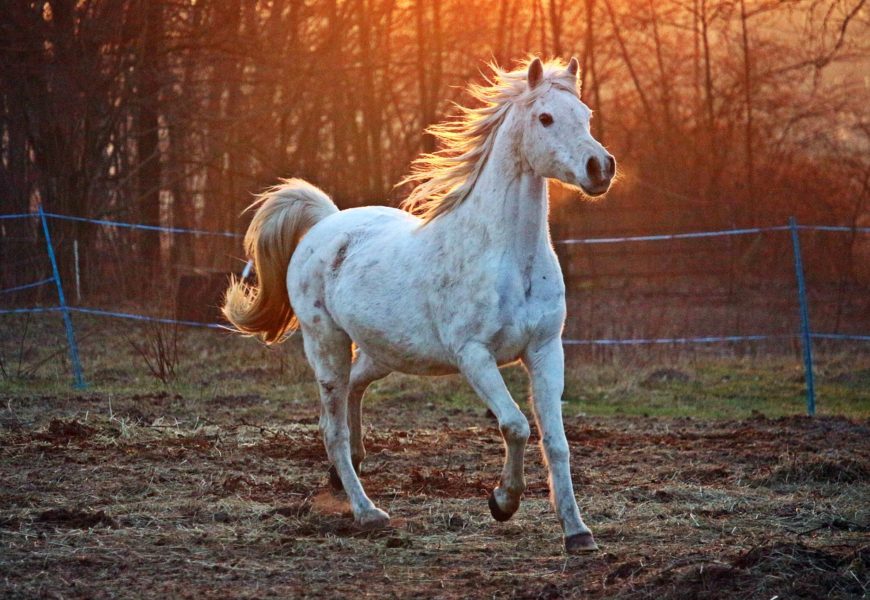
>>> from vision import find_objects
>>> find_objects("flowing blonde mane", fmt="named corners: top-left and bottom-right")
top-left (399, 58), bottom-right (580, 223)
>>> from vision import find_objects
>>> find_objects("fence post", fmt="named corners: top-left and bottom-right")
top-left (788, 216), bottom-right (815, 415)
top-left (38, 205), bottom-right (86, 388)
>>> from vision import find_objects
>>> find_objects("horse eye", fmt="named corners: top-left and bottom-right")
top-left (539, 113), bottom-right (554, 127)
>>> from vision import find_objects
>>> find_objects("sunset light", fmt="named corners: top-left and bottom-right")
top-left (1, 1), bottom-right (868, 597)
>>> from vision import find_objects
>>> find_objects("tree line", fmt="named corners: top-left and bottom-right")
top-left (1, 0), bottom-right (867, 297)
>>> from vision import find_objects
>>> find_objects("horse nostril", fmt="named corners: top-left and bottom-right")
top-left (605, 155), bottom-right (615, 178)
top-left (586, 157), bottom-right (602, 184)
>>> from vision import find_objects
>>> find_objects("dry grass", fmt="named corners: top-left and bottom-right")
top-left (1, 389), bottom-right (867, 598)
top-left (1, 315), bottom-right (868, 596)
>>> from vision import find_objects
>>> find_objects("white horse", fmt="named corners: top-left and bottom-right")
top-left (223, 57), bottom-right (615, 553)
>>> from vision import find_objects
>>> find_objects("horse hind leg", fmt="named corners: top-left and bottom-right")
top-left (302, 324), bottom-right (389, 528)
top-left (328, 350), bottom-right (390, 491)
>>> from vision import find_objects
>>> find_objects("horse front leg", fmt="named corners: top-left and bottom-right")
top-left (524, 336), bottom-right (598, 553)
top-left (459, 344), bottom-right (530, 521)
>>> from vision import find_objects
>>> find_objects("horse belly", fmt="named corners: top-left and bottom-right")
top-left (342, 309), bottom-right (457, 375)
top-left (330, 262), bottom-right (458, 375)
top-left (356, 337), bottom-right (458, 376)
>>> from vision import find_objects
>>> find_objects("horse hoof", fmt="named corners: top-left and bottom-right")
top-left (357, 508), bottom-right (390, 529)
top-left (488, 490), bottom-right (515, 522)
top-left (565, 532), bottom-right (599, 554)
top-left (328, 465), bottom-right (343, 491)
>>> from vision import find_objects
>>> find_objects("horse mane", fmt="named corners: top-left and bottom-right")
top-left (399, 57), bottom-right (580, 223)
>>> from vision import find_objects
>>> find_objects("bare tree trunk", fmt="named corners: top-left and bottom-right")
top-left (415, 0), bottom-right (432, 154)
top-left (833, 167), bottom-right (869, 332)
top-left (358, 0), bottom-right (387, 200)
top-left (322, 0), bottom-right (352, 199)
top-left (137, 0), bottom-right (164, 286)
top-left (415, 0), bottom-right (442, 155)
top-left (648, 0), bottom-right (673, 132)
top-left (582, 0), bottom-right (605, 141)
top-left (168, 0), bottom-right (205, 273)
top-left (0, 90), bottom-right (32, 291)
top-left (431, 0), bottom-right (442, 127)
top-left (603, 0), bottom-right (654, 126)
top-left (495, 0), bottom-right (513, 64)
top-left (548, 0), bottom-right (563, 56)
top-left (525, 0), bottom-right (538, 50)
top-left (739, 0), bottom-right (755, 208)
top-left (224, 0), bottom-right (250, 226)
top-left (538, 0), bottom-right (547, 51)
top-left (700, 0), bottom-right (715, 145)
top-left (691, 0), bottom-right (703, 183)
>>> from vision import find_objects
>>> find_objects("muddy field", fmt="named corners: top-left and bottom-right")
top-left (1, 389), bottom-right (868, 599)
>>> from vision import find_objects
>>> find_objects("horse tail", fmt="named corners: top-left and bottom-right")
top-left (222, 179), bottom-right (339, 344)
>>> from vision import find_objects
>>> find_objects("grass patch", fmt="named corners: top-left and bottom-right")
top-left (1, 313), bottom-right (868, 420)
top-left (561, 358), bottom-right (870, 419)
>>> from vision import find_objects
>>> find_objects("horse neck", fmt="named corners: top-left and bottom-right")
top-left (432, 111), bottom-right (550, 261)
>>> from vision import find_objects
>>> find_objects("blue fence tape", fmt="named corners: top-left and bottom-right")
top-left (0, 278), bottom-right (54, 294)
top-left (556, 226), bottom-right (791, 245)
top-left (562, 334), bottom-right (791, 346)
top-left (3, 212), bottom-right (869, 242)
top-left (556, 224), bottom-right (870, 245)
top-left (43, 212), bottom-right (243, 238)
top-left (66, 306), bottom-right (227, 329)
top-left (1, 214), bottom-right (868, 358)
top-left (3, 305), bottom-right (868, 346)
top-left (811, 333), bottom-right (870, 342)
top-left (800, 225), bottom-right (870, 233)
top-left (0, 305), bottom-right (225, 329)
top-left (0, 306), bottom-right (63, 315)
top-left (565, 333), bottom-right (870, 346)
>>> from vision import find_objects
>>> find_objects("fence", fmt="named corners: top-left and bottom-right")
top-left (2, 207), bottom-right (869, 415)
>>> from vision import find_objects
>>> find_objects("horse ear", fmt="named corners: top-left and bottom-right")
top-left (527, 58), bottom-right (544, 89)
top-left (567, 57), bottom-right (579, 77)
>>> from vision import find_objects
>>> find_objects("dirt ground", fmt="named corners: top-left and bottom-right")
top-left (1, 389), bottom-right (868, 599)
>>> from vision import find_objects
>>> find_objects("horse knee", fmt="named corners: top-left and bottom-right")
top-left (500, 415), bottom-right (530, 444)
top-left (542, 437), bottom-right (570, 464)
top-left (319, 410), bottom-right (349, 451)
top-left (319, 377), bottom-right (344, 397)
top-left (322, 424), bottom-right (348, 447)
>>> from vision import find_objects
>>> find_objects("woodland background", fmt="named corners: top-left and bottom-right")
top-left (1, 0), bottom-right (868, 343)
